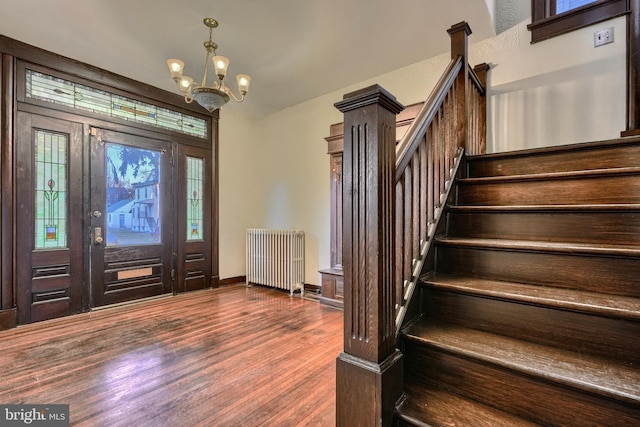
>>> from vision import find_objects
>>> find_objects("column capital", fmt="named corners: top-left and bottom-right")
top-left (335, 84), bottom-right (404, 115)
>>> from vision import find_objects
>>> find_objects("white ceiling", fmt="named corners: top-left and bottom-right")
top-left (0, 0), bottom-right (495, 116)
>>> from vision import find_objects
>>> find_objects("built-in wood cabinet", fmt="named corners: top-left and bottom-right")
top-left (319, 123), bottom-right (344, 307)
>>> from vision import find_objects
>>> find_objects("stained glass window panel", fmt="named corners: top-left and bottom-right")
top-left (34, 130), bottom-right (68, 249)
top-left (75, 84), bottom-right (113, 115)
top-left (26, 70), bottom-right (207, 139)
top-left (186, 157), bottom-right (204, 241)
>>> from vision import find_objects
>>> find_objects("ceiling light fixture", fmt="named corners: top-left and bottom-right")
top-left (167, 18), bottom-right (251, 113)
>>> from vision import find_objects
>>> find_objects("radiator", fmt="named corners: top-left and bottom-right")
top-left (246, 229), bottom-right (305, 296)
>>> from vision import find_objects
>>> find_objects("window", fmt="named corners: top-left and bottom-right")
top-left (34, 130), bottom-right (68, 249)
top-left (528, 0), bottom-right (630, 43)
top-left (556, 0), bottom-right (598, 14)
top-left (26, 70), bottom-right (208, 138)
top-left (186, 157), bottom-right (204, 241)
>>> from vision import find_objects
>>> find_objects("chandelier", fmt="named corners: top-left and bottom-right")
top-left (167, 18), bottom-right (251, 112)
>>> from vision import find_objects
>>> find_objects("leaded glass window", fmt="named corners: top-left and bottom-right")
top-left (35, 130), bottom-right (68, 249)
top-left (186, 157), bottom-right (204, 241)
top-left (26, 70), bottom-right (207, 139)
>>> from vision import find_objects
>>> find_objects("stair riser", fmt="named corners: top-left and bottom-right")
top-left (404, 342), bottom-right (640, 427)
top-left (422, 288), bottom-right (640, 364)
top-left (437, 245), bottom-right (640, 297)
top-left (467, 140), bottom-right (640, 177)
top-left (447, 211), bottom-right (640, 245)
top-left (457, 174), bottom-right (640, 206)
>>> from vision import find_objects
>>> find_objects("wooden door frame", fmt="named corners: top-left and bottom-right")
top-left (88, 127), bottom-right (176, 308)
top-left (14, 112), bottom-right (85, 324)
top-left (0, 35), bottom-right (219, 329)
top-left (176, 144), bottom-right (213, 293)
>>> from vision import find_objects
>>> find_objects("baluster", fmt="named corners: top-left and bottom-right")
top-left (395, 181), bottom-right (404, 309)
top-left (404, 170), bottom-right (413, 282)
top-left (412, 152), bottom-right (420, 260)
top-left (427, 124), bottom-right (435, 226)
top-left (419, 138), bottom-right (428, 241)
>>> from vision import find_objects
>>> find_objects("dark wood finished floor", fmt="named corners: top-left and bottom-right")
top-left (0, 284), bottom-right (343, 426)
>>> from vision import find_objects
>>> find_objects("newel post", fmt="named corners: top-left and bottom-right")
top-left (448, 21), bottom-right (472, 151)
top-left (334, 85), bottom-right (404, 426)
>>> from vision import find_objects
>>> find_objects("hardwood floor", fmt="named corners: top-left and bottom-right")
top-left (0, 284), bottom-right (343, 426)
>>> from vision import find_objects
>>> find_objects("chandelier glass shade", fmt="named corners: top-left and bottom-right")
top-left (167, 18), bottom-right (251, 112)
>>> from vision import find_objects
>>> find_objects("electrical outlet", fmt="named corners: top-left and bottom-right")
top-left (594, 27), bottom-right (614, 47)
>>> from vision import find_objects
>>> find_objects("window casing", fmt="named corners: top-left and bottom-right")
top-left (528, 0), bottom-right (630, 43)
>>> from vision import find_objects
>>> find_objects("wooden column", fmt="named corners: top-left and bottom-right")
top-left (623, 0), bottom-right (640, 136)
top-left (448, 22), bottom-right (472, 150)
top-left (335, 84), bottom-right (404, 426)
top-left (0, 53), bottom-right (17, 329)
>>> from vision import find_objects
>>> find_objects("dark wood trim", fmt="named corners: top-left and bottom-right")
top-left (17, 101), bottom-right (194, 144)
top-left (176, 144), bottom-right (213, 293)
top-left (0, 35), bottom-right (220, 326)
top-left (0, 308), bottom-right (16, 330)
top-left (528, 0), bottom-right (630, 43)
top-left (623, 0), bottom-right (640, 136)
top-left (13, 60), bottom-right (211, 147)
top-left (211, 115), bottom-right (220, 288)
top-left (0, 35), bottom-right (215, 118)
top-left (218, 276), bottom-right (246, 286)
top-left (1, 54), bottom-right (14, 314)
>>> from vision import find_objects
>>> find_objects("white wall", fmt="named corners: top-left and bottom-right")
top-left (218, 113), bottom-right (260, 277)
top-left (485, 17), bottom-right (626, 151)
top-left (218, 11), bottom-right (628, 284)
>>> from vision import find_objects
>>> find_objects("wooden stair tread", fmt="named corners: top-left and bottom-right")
top-left (460, 166), bottom-right (640, 184)
top-left (468, 135), bottom-right (640, 160)
top-left (421, 274), bottom-right (640, 320)
top-left (403, 321), bottom-right (640, 405)
top-left (436, 237), bottom-right (640, 257)
top-left (398, 380), bottom-right (539, 427)
top-left (448, 204), bottom-right (640, 212)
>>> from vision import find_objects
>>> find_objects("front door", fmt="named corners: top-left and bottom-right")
top-left (15, 114), bottom-right (206, 324)
top-left (89, 128), bottom-right (174, 307)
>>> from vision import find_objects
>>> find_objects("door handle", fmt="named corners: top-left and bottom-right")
top-left (94, 227), bottom-right (103, 244)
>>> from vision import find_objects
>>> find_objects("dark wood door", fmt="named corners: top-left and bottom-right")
top-left (89, 128), bottom-right (174, 307)
top-left (15, 113), bottom-right (84, 324)
top-left (176, 144), bottom-right (212, 292)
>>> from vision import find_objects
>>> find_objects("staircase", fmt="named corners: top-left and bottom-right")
top-left (396, 137), bottom-right (640, 426)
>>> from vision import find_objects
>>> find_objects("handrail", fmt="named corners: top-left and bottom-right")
top-left (392, 25), bottom-right (488, 333)
top-left (333, 22), bottom-right (488, 425)
top-left (396, 57), bottom-right (462, 178)
top-left (469, 66), bottom-right (486, 96)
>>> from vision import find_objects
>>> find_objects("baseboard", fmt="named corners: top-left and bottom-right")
top-left (0, 308), bottom-right (17, 330)
top-left (319, 296), bottom-right (344, 309)
top-left (219, 276), bottom-right (246, 286)
top-left (304, 283), bottom-right (321, 294)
